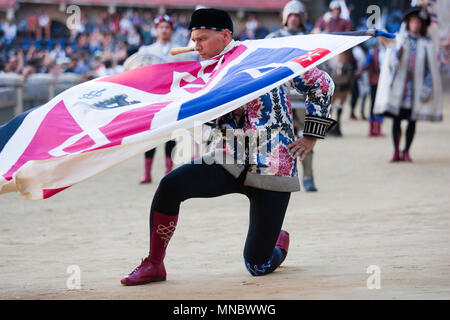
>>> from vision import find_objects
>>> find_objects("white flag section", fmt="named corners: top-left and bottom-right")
top-left (0, 32), bottom-right (386, 200)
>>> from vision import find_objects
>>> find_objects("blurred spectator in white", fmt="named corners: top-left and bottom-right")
top-left (127, 27), bottom-right (141, 50)
top-left (38, 11), bottom-right (51, 40)
top-left (241, 15), bottom-right (269, 40)
top-left (1, 19), bottom-right (17, 47)
top-left (49, 43), bottom-right (66, 60)
top-left (120, 12), bottom-right (133, 33)
top-left (243, 15), bottom-right (258, 39)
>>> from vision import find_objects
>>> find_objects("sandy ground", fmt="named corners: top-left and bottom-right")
top-left (1, 93), bottom-right (449, 300)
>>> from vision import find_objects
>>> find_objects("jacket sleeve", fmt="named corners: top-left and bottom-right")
top-left (289, 67), bottom-right (336, 139)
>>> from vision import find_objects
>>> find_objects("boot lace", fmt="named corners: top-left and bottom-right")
top-left (129, 257), bottom-right (150, 275)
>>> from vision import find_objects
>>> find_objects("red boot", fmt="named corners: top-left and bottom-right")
top-left (390, 150), bottom-right (401, 162)
top-left (165, 156), bottom-right (173, 174)
top-left (402, 150), bottom-right (413, 162)
top-left (390, 130), bottom-right (402, 162)
top-left (121, 211), bottom-right (178, 286)
top-left (140, 158), bottom-right (153, 184)
top-left (120, 258), bottom-right (166, 286)
top-left (276, 230), bottom-right (290, 264)
top-left (375, 120), bottom-right (384, 137)
top-left (368, 120), bottom-right (376, 137)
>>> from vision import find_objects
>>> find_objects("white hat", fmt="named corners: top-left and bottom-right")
top-left (329, 0), bottom-right (341, 10)
top-left (282, 0), bottom-right (306, 26)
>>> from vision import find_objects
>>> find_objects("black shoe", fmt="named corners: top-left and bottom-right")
top-left (303, 176), bottom-right (318, 192)
top-left (327, 123), bottom-right (342, 137)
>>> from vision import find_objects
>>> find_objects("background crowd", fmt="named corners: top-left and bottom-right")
top-left (0, 9), bottom-right (195, 80)
top-left (1, 1), bottom-right (448, 82)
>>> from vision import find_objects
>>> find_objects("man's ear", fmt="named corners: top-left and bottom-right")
top-left (223, 29), bottom-right (232, 42)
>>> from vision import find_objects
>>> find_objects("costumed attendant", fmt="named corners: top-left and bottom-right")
top-left (120, 8), bottom-right (336, 285)
top-left (374, 7), bottom-right (442, 162)
top-left (313, 0), bottom-right (354, 137)
top-left (132, 15), bottom-right (189, 183)
top-left (365, 37), bottom-right (386, 137)
top-left (349, 44), bottom-right (370, 121)
top-left (266, 0), bottom-right (318, 192)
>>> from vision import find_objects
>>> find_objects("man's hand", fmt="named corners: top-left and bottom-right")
top-left (288, 136), bottom-right (317, 161)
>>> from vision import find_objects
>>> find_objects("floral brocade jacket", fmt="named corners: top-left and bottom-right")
top-left (205, 64), bottom-right (336, 192)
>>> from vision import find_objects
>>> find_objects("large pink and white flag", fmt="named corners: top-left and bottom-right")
top-left (0, 31), bottom-right (394, 200)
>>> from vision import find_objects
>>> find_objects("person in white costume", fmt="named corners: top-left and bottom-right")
top-left (124, 15), bottom-right (192, 183)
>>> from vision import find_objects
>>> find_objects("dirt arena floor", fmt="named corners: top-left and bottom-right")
top-left (1, 92), bottom-right (449, 300)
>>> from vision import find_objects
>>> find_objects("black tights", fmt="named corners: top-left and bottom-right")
top-left (392, 117), bottom-right (416, 152)
top-left (150, 161), bottom-right (291, 274)
top-left (145, 140), bottom-right (176, 158)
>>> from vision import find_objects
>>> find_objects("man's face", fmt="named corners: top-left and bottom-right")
top-left (191, 29), bottom-right (231, 60)
top-left (287, 14), bottom-right (301, 30)
top-left (156, 21), bottom-right (173, 42)
top-left (331, 8), bottom-right (341, 17)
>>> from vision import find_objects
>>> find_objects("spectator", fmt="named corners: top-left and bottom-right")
top-left (38, 11), bottom-right (51, 40)
top-left (4, 49), bottom-right (23, 73)
top-left (64, 45), bottom-right (74, 59)
top-left (26, 14), bottom-right (38, 38)
top-left (110, 13), bottom-right (121, 33)
top-left (76, 33), bottom-right (90, 53)
top-left (172, 15), bottom-right (190, 46)
top-left (88, 55), bottom-right (105, 78)
top-left (49, 43), bottom-right (66, 60)
top-left (0, 7), bottom-right (231, 80)
top-left (127, 27), bottom-right (141, 50)
top-left (74, 53), bottom-right (90, 75)
top-left (120, 13), bottom-right (133, 33)
top-left (95, 59), bottom-right (121, 77)
top-left (242, 15), bottom-right (258, 40)
top-left (64, 57), bottom-right (78, 73)
top-left (132, 11), bottom-right (142, 28)
top-left (89, 28), bottom-right (104, 54)
top-left (240, 15), bottom-right (268, 40)
top-left (114, 27), bottom-right (128, 44)
top-left (140, 19), bottom-right (154, 45)
top-left (2, 19), bottom-right (17, 47)
top-left (113, 41), bottom-right (128, 63)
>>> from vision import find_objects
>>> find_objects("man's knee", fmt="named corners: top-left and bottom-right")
top-left (244, 258), bottom-right (274, 276)
top-left (158, 170), bottom-right (181, 194)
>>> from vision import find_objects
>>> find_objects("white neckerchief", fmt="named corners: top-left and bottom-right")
top-left (212, 39), bottom-right (240, 67)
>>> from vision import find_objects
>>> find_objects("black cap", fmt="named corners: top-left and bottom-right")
top-left (188, 8), bottom-right (233, 34)
top-left (403, 6), bottom-right (431, 27)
